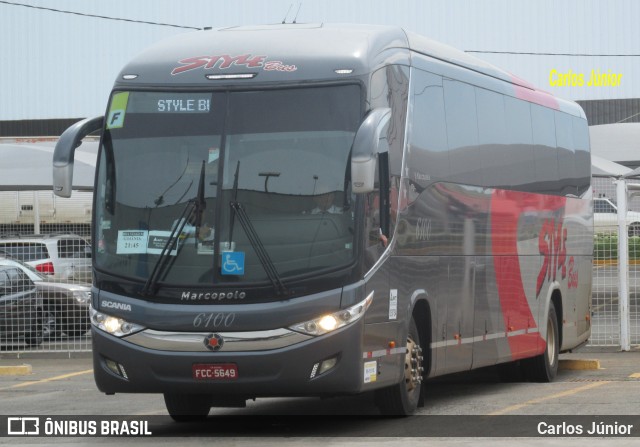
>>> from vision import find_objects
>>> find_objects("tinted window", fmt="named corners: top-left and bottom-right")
top-left (555, 111), bottom-right (576, 195)
top-left (504, 96), bottom-right (535, 188)
top-left (409, 70), bottom-right (450, 183)
top-left (572, 116), bottom-right (591, 196)
top-left (5, 268), bottom-right (32, 291)
top-left (443, 80), bottom-right (482, 185)
top-left (530, 104), bottom-right (559, 192)
top-left (58, 238), bottom-right (91, 259)
top-left (370, 65), bottom-right (410, 179)
top-left (476, 89), bottom-right (535, 189)
top-left (0, 243), bottom-right (49, 262)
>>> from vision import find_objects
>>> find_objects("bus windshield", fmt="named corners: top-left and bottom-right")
top-left (94, 85), bottom-right (362, 288)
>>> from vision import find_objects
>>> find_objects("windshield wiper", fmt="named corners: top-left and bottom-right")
top-left (228, 162), bottom-right (288, 296)
top-left (140, 161), bottom-right (206, 296)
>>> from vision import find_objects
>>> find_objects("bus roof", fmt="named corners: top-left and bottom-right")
top-left (115, 23), bottom-right (584, 118)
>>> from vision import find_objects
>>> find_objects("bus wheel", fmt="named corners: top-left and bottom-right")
top-left (525, 302), bottom-right (559, 382)
top-left (163, 393), bottom-right (211, 422)
top-left (375, 318), bottom-right (424, 415)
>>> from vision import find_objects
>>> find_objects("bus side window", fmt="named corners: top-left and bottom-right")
top-left (555, 110), bottom-right (576, 196)
top-left (531, 104), bottom-right (559, 194)
top-left (443, 79), bottom-right (482, 186)
top-left (572, 116), bottom-right (591, 196)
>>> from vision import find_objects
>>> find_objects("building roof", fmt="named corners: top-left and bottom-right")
top-left (589, 123), bottom-right (640, 168)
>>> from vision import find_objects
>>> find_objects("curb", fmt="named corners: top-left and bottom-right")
top-left (559, 359), bottom-right (601, 370)
top-left (0, 364), bottom-right (33, 376)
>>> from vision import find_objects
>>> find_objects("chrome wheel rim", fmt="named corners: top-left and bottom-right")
top-left (404, 336), bottom-right (424, 392)
top-left (546, 315), bottom-right (556, 366)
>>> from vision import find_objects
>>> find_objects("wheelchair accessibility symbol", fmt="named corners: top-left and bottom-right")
top-left (221, 251), bottom-right (245, 275)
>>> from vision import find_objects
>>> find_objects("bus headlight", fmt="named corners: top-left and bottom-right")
top-left (289, 292), bottom-right (373, 336)
top-left (90, 305), bottom-right (145, 337)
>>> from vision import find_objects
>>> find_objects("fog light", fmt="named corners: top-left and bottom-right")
top-left (319, 357), bottom-right (338, 375)
top-left (104, 358), bottom-right (129, 380)
top-left (105, 359), bottom-right (120, 376)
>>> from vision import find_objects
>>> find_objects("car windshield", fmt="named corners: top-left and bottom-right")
top-left (95, 85), bottom-right (361, 288)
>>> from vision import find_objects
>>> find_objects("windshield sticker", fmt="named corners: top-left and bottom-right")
top-left (147, 231), bottom-right (178, 256)
top-left (221, 251), bottom-right (245, 275)
top-left (208, 147), bottom-right (220, 163)
top-left (106, 92), bottom-right (130, 129)
top-left (116, 230), bottom-right (147, 254)
top-left (171, 54), bottom-right (297, 75)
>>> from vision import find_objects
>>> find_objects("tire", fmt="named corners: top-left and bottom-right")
top-left (24, 312), bottom-right (43, 347)
top-left (524, 301), bottom-right (559, 382)
top-left (64, 326), bottom-right (90, 337)
top-left (41, 308), bottom-right (58, 340)
top-left (375, 318), bottom-right (425, 415)
top-left (163, 393), bottom-right (211, 422)
top-left (497, 360), bottom-right (525, 383)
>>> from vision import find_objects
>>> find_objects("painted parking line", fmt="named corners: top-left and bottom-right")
top-left (0, 365), bottom-right (32, 376)
top-left (0, 369), bottom-right (93, 392)
top-left (488, 381), bottom-right (610, 415)
top-left (559, 359), bottom-right (601, 370)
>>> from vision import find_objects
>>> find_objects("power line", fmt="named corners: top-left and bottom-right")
top-left (0, 0), bottom-right (201, 30)
top-left (466, 50), bottom-right (640, 57)
top-left (3, 1), bottom-right (639, 56)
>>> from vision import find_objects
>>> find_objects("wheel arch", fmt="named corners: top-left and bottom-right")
top-left (408, 290), bottom-right (432, 378)
top-left (542, 286), bottom-right (563, 351)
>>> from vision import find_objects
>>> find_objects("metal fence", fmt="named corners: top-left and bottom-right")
top-left (592, 177), bottom-right (640, 348)
top-left (0, 190), bottom-right (92, 355)
top-left (2, 183), bottom-right (639, 355)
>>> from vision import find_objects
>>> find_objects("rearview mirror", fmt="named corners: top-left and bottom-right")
top-left (53, 116), bottom-right (104, 198)
top-left (350, 108), bottom-right (391, 194)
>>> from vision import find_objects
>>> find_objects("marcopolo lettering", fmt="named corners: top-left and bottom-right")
top-left (181, 290), bottom-right (246, 301)
top-left (101, 300), bottom-right (132, 311)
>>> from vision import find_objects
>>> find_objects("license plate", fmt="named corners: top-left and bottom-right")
top-left (192, 363), bottom-right (238, 380)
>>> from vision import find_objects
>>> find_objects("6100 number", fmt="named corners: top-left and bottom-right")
top-left (193, 312), bottom-right (236, 329)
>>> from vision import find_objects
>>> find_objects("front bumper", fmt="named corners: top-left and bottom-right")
top-left (92, 318), bottom-right (366, 397)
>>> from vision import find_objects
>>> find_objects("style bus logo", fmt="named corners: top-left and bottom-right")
top-left (171, 54), bottom-right (298, 75)
top-left (536, 216), bottom-right (578, 297)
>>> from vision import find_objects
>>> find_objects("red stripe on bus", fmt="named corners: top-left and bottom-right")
top-left (490, 190), bottom-right (565, 359)
top-left (511, 75), bottom-right (559, 110)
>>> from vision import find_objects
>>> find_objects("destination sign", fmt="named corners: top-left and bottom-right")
top-left (126, 92), bottom-right (212, 114)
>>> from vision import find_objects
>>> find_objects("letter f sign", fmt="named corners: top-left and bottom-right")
top-left (107, 92), bottom-right (129, 129)
top-left (107, 110), bottom-right (124, 129)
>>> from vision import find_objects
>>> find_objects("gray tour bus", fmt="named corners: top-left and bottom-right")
top-left (53, 23), bottom-right (592, 418)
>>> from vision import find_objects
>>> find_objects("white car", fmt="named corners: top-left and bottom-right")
top-left (0, 234), bottom-right (92, 283)
top-left (593, 197), bottom-right (640, 237)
